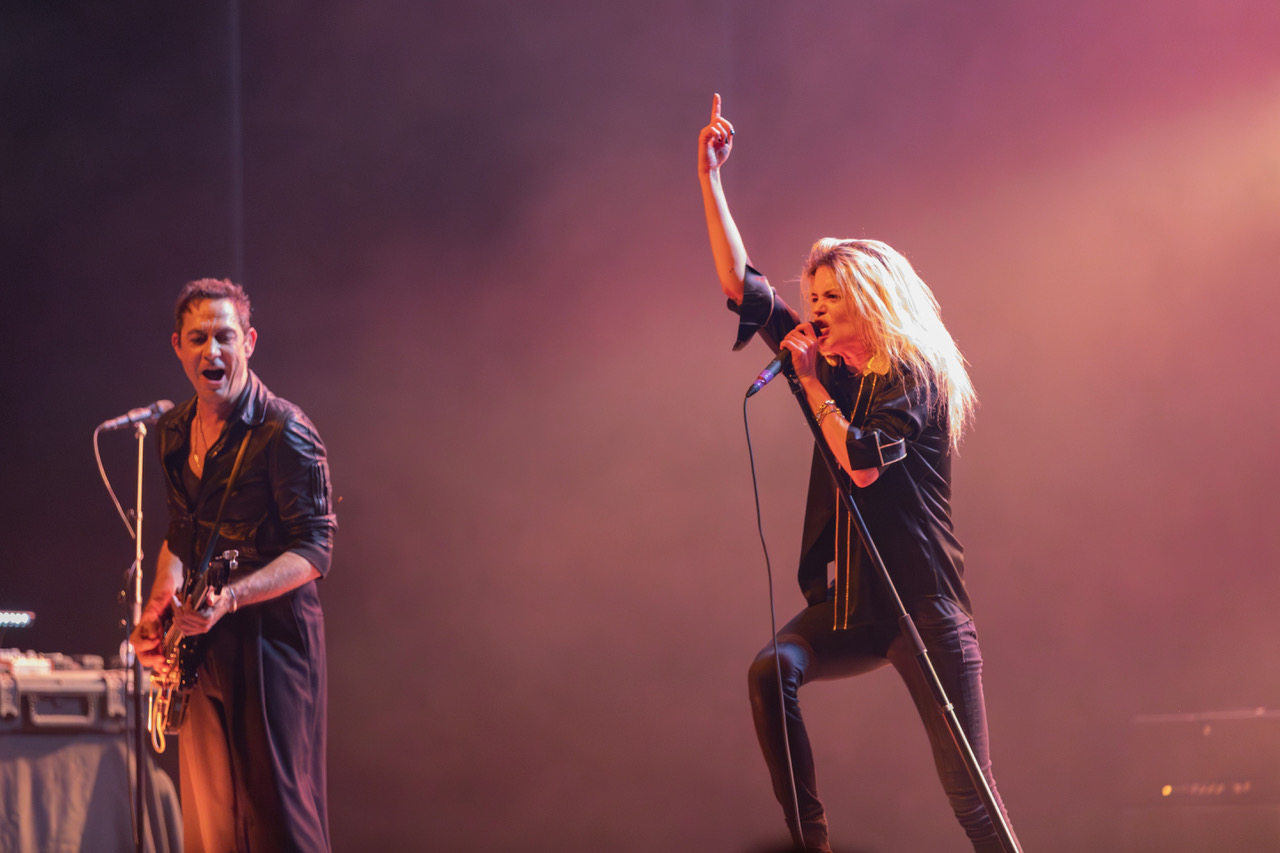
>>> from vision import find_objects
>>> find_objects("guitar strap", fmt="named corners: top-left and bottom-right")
top-left (189, 427), bottom-right (253, 590)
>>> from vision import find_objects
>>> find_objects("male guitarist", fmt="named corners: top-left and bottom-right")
top-left (130, 278), bottom-right (337, 853)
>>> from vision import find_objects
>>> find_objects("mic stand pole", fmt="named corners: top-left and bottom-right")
top-left (781, 370), bottom-right (1022, 853)
top-left (129, 421), bottom-right (150, 853)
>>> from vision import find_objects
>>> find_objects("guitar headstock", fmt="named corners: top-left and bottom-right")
top-left (207, 549), bottom-right (239, 591)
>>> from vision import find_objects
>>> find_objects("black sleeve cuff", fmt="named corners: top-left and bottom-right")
top-left (846, 430), bottom-right (907, 470)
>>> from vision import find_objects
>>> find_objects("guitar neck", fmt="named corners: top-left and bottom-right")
top-left (161, 574), bottom-right (221, 655)
top-left (162, 621), bottom-right (186, 656)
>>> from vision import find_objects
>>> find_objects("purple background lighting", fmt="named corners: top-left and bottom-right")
top-left (6, 2), bottom-right (1280, 850)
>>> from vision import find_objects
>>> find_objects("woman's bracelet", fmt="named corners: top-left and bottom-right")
top-left (814, 399), bottom-right (841, 426)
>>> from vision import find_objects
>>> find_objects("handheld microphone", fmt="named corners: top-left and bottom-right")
top-left (745, 321), bottom-right (825, 398)
top-left (97, 400), bottom-right (174, 432)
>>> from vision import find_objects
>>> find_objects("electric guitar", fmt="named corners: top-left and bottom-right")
top-left (148, 549), bottom-right (237, 753)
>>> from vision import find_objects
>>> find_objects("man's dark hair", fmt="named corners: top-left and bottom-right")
top-left (174, 278), bottom-right (252, 335)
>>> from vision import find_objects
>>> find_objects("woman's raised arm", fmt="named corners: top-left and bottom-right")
top-left (698, 93), bottom-right (750, 303)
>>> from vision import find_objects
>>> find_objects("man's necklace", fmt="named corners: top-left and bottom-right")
top-left (191, 409), bottom-right (213, 469)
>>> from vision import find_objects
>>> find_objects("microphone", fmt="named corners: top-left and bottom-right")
top-left (97, 400), bottom-right (174, 432)
top-left (745, 321), bottom-right (825, 398)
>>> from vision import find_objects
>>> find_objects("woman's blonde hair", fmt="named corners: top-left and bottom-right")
top-left (802, 238), bottom-right (976, 448)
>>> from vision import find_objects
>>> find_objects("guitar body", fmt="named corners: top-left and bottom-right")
top-left (152, 634), bottom-right (206, 735)
top-left (149, 550), bottom-right (236, 750)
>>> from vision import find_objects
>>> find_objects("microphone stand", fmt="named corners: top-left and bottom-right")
top-left (781, 369), bottom-right (1022, 853)
top-left (127, 421), bottom-right (150, 853)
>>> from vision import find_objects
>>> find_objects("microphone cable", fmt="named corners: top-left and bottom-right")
top-left (742, 395), bottom-right (807, 851)
top-left (93, 425), bottom-right (137, 539)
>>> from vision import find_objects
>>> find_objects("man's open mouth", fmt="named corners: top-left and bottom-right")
top-left (202, 368), bottom-right (226, 381)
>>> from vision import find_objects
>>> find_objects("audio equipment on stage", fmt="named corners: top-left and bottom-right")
top-left (0, 651), bottom-right (130, 733)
